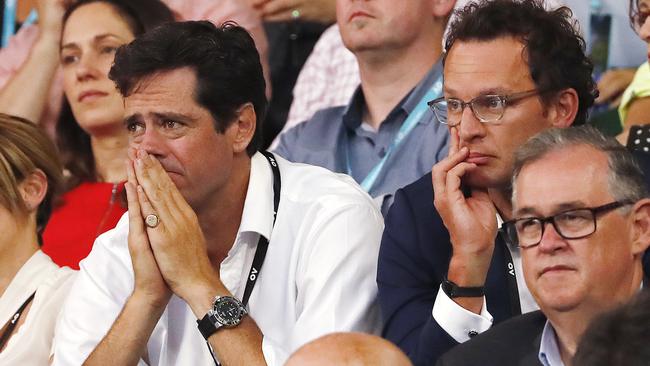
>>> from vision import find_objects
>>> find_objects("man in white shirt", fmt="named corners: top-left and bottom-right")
top-left (52, 21), bottom-right (383, 366)
top-left (439, 126), bottom-right (650, 366)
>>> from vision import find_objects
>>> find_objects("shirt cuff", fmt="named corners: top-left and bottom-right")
top-left (432, 285), bottom-right (494, 343)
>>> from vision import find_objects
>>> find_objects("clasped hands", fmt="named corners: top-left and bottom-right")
top-left (125, 148), bottom-right (221, 311)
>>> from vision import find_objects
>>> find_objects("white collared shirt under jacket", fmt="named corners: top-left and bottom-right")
top-left (52, 153), bottom-right (384, 365)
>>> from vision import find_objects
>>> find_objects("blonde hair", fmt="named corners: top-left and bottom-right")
top-left (0, 114), bottom-right (64, 236)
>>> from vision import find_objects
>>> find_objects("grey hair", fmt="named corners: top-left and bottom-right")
top-left (512, 126), bottom-right (648, 204)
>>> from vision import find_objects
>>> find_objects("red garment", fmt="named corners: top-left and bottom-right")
top-left (42, 182), bottom-right (126, 269)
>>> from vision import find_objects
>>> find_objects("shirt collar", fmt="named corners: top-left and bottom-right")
top-left (237, 152), bottom-right (275, 241)
top-left (538, 320), bottom-right (566, 366)
top-left (342, 58), bottom-right (443, 130)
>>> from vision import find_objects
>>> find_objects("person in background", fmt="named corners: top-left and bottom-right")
top-left (247, 0), bottom-right (335, 147)
top-left (274, 0), bottom-right (455, 215)
top-left (0, 0), bottom-right (269, 135)
top-left (554, 0), bottom-right (645, 114)
top-left (285, 332), bottom-right (413, 366)
top-left (271, 23), bottom-right (358, 148)
top-left (0, 114), bottom-right (75, 364)
top-left (616, 0), bottom-right (650, 144)
top-left (0, 0), bottom-right (175, 269)
top-left (272, 0), bottom-right (474, 147)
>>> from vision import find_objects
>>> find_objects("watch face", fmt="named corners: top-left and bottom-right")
top-left (215, 297), bottom-right (244, 326)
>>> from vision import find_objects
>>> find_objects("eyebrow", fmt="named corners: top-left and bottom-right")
top-left (123, 114), bottom-right (141, 128)
top-left (123, 111), bottom-right (197, 126)
top-left (444, 86), bottom-right (512, 98)
top-left (514, 201), bottom-right (587, 217)
top-left (61, 33), bottom-right (127, 51)
top-left (152, 111), bottom-right (196, 125)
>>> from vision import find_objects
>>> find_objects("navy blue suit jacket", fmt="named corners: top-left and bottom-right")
top-left (377, 171), bottom-right (650, 366)
top-left (436, 311), bottom-right (547, 366)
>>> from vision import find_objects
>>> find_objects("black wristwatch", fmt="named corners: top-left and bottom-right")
top-left (197, 296), bottom-right (248, 340)
top-left (441, 277), bottom-right (485, 298)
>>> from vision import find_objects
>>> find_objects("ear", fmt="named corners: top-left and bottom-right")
top-left (231, 103), bottom-right (256, 154)
top-left (549, 88), bottom-right (579, 128)
top-left (629, 198), bottom-right (650, 256)
top-left (19, 169), bottom-right (48, 213)
top-left (431, 0), bottom-right (456, 17)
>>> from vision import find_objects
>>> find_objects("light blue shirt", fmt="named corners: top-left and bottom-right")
top-left (538, 321), bottom-right (566, 366)
top-left (274, 61), bottom-right (449, 215)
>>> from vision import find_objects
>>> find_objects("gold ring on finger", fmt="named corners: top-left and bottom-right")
top-left (145, 214), bottom-right (160, 228)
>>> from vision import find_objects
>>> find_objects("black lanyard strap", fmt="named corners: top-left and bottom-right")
top-left (0, 291), bottom-right (36, 351)
top-left (498, 229), bottom-right (522, 316)
top-left (206, 152), bottom-right (282, 366)
top-left (241, 151), bottom-right (281, 307)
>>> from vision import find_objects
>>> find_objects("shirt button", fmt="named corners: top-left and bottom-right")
top-left (468, 330), bottom-right (478, 338)
top-left (378, 147), bottom-right (387, 158)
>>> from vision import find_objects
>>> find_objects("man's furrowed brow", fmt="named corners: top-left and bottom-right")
top-left (153, 111), bottom-right (196, 124)
top-left (513, 206), bottom-right (539, 218)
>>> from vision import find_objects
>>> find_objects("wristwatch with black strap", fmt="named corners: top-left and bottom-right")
top-left (441, 277), bottom-right (485, 298)
top-left (197, 295), bottom-right (248, 340)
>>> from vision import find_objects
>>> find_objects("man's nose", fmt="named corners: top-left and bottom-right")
top-left (457, 104), bottom-right (486, 142)
top-left (537, 221), bottom-right (568, 253)
top-left (131, 127), bottom-right (165, 158)
top-left (75, 53), bottom-right (101, 81)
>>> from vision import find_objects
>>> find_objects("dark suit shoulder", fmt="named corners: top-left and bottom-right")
top-left (389, 172), bottom-right (441, 234)
top-left (437, 311), bottom-right (547, 366)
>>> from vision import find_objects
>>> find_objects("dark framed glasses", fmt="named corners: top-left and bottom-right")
top-left (502, 200), bottom-right (634, 248)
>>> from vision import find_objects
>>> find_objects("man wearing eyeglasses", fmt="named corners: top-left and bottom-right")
top-left (377, 1), bottom-right (600, 365)
top-left (437, 126), bottom-right (650, 365)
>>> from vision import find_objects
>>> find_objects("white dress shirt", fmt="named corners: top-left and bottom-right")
top-left (0, 250), bottom-right (75, 365)
top-left (52, 153), bottom-right (384, 366)
top-left (432, 214), bottom-right (539, 343)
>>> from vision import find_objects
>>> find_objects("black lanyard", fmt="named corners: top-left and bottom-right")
top-left (207, 151), bottom-right (281, 366)
top-left (241, 151), bottom-right (281, 307)
top-left (497, 229), bottom-right (522, 316)
top-left (0, 292), bottom-right (35, 351)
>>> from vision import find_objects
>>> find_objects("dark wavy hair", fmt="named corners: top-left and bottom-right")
top-left (56, 0), bottom-right (175, 190)
top-left (444, 0), bottom-right (598, 126)
top-left (109, 21), bottom-right (267, 157)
